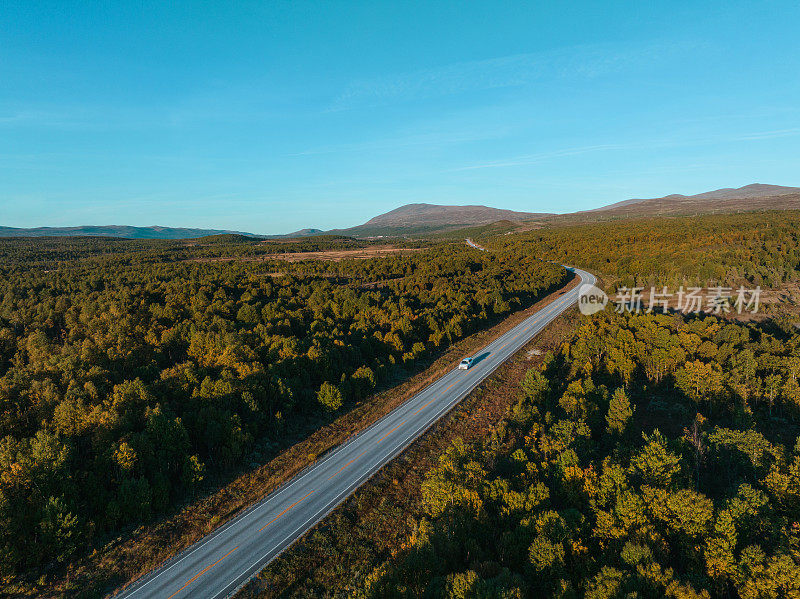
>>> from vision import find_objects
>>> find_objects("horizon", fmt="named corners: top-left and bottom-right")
top-left (2, 181), bottom-right (800, 236)
top-left (3, 2), bottom-right (800, 234)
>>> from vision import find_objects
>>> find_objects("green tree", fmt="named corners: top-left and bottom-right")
top-left (631, 430), bottom-right (682, 487)
top-left (39, 496), bottom-right (81, 563)
top-left (606, 388), bottom-right (633, 435)
top-left (317, 381), bottom-right (343, 412)
top-left (675, 360), bottom-right (723, 403)
top-left (522, 368), bottom-right (550, 402)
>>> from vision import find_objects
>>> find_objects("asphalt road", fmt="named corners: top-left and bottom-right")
top-left (114, 265), bottom-right (595, 599)
top-left (465, 238), bottom-right (485, 251)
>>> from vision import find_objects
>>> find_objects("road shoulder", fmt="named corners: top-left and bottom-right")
top-left (238, 289), bottom-right (582, 597)
top-left (35, 272), bottom-right (580, 598)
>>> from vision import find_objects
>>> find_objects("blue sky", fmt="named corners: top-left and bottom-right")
top-left (2, 1), bottom-right (800, 234)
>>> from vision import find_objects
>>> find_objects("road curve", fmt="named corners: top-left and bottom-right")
top-left (465, 238), bottom-right (485, 251)
top-left (114, 265), bottom-right (595, 599)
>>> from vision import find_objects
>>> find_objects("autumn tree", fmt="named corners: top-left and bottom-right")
top-left (606, 387), bottom-right (633, 435)
top-left (317, 381), bottom-right (344, 412)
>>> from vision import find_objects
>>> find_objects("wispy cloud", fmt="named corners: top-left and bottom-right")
top-left (452, 144), bottom-right (633, 171)
top-left (0, 79), bottom-right (289, 131)
top-left (733, 127), bottom-right (800, 141)
top-left (330, 40), bottom-right (706, 111)
top-left (288, 114), bottom-right (516, 157)
top-left (452, 126), bottom-right (800, 171)
top-left (0, 109), bottom-right (88, 128)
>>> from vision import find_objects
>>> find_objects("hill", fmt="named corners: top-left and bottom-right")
top-left (329, 187), bottom-right (800, 237)
top-left (0, 225), bottom-right (259, 239)
top-left (6, 184), bottom-right (800, 242)
top-left (361, 203), bottom-right (550, 227)
top-left (583, 183), bottom-right (800, 217)
top-left (264, 228), bottom-right (325, 239)
top-left (330, 203), bottom-right (552, 236)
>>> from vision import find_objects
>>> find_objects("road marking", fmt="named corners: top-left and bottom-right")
top-left (377, 420), bottom-right (406, 444)
top-left (414, 397), bottom-right (438, 414)
top-left (115, 270), bottom-right (592, 599)
top-left (259, 491), bottom-right (315, 532)
top-left (167, 546), bottom-right (238, 599)
top-left (444, 381), bottom-right (456, 391)
top-left (327, 451), bottom-right (367, 481)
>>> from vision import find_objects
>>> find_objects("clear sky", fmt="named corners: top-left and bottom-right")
top-left (2, 1), bottom-right (800, 234)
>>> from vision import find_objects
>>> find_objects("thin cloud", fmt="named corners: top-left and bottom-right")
top-left (288, 121), bottom-right (515, 157)
top-left (452, 144), bottom-right (633, 171)
top-left (733, 127), bottom-right (800, 141)
top-left (452, 127), bottom-right (800, 171)
top-left (330, 40), bottom-right (705, 111)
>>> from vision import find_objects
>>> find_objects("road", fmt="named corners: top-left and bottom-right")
top-left (465, 237), bottom-right (485, 251)
top-left (114, 265), bottom-right (595, 599)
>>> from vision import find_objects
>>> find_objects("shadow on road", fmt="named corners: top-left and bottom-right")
top-left (472, 351), bottom-right (491, 366)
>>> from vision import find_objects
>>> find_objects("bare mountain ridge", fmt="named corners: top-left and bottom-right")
top-left (325, 203), bottom-right (552, 237)
top-left (0, 225), bottom-right (260, 239)
top-left (592, 183), bottom-right (800, 213)
top-left (344, 186), bottom-right (800, 235)
top-left (4, 184), bottom-right (800, 240)
top-left (358, 203), bottom-right (550, 227)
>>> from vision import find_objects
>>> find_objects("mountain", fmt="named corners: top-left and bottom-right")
top-left (588, 184), bottom-right (800, 216)
top-left (6, 184), bottom-right (800, 242)
top-left (264, 228), bottom-right (325, 239)
top-left (362, 203), bottom-right (550, 227)
top-left (331, 203), bottom-right (552, 236)
top-left (286, 228), bottom-right (324, 236)
top-left (0, 225), bottom-right (259, 239)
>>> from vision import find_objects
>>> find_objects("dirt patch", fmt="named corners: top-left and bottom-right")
top-left (192, 246), bottom-right (424, 263)
top-left (270, 247), bottom-right (424, 262)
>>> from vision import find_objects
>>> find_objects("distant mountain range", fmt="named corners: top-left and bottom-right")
top-left (328, 185), bottom-right (800, 235)
top-left (0, 225), bottom-right (259, 239)
top-left (584, 183), bottom-right (800, 217)
top-left (3, 184), bottom-right (799, 240)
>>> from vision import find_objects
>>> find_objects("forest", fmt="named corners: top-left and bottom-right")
top-left (0, 237), bottom-right (566, 577)
top-left (361, 310), bottom-right (800, 598)
top-left (494, 210), bottom-right (800, 289)
top-left (0, 233), bottom-right (395, 268)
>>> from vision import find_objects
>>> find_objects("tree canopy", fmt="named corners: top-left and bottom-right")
top-left (0, 236), bottom-right (565, 576)
top-left (362, 311), bottom-right (800, 598)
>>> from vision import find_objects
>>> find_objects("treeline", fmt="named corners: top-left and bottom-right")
top-left (0, 233), bottom-right (412, 268)
top-left (363, 311), bottom-right (800, 598)
top-left (497, 210), bottom-right (800, 288)
top-left (0, 239), bottom-right (566, 575)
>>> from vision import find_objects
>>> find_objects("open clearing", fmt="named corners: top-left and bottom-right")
top-left (193, 246), bottom-right (423, 263)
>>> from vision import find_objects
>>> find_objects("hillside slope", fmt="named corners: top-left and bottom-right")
top-left (0, 225), bottom-right (259, 239)
top-left (333, 203), bottom-right (552, 236)
top-left (584, 183), bottom-right (800, 217)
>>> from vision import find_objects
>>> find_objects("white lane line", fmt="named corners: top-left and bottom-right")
top-left (215, 376), bottom-right (480, 598)
top-left (142, 270), bottom-right (592, 599)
